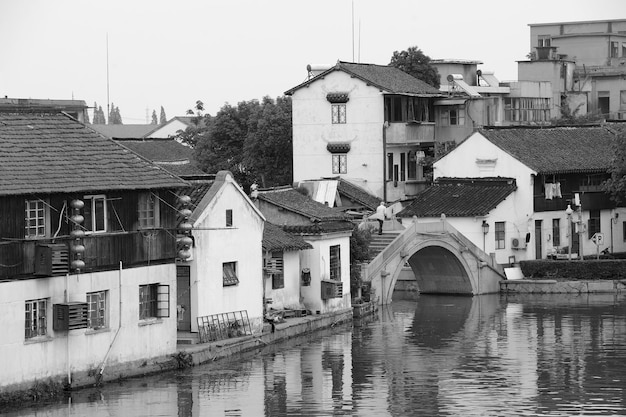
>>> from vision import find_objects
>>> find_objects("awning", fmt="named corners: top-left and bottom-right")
top-left (326, 92), bottom-right (350, 103)
top-left (327, 142), bottom-right (351, 153)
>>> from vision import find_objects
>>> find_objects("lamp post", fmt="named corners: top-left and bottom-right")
top-left (482, 220), bottom-right (489, 252)
top-left (565, 204), bottom-right (573, 261)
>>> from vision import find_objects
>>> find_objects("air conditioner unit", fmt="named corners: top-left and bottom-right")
top-left (321, 280), bottom-right (343, 299)
top-left (34, 244), bottom-right (69, 276)
top-left (511, 237), bottom-right (526, 250)
top-left (53, 302), bottom-right (88, 331)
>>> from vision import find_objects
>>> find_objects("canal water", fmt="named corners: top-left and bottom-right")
top-left (5, 292), bottom-right (626, 416)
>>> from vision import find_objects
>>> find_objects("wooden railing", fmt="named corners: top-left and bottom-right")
top-left (0, 229), bottom-right (176, 279)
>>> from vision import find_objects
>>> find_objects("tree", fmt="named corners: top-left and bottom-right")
top-left (389, 46), bottom-right (440, 89)
top-left (603, 129), bottom-right (626, 205)
top-left (108, 103), bottom-right (123, 124)
top-left (350, 224), bottom-right (372, 300)
top-left (243, 96), bottom-right (293, 187)
top-left (151, 110), bottom-right (158, 124)
top-left (92, 102), bottom-right (106, 124)
top-left (159, 106), bottom-right (167, 124)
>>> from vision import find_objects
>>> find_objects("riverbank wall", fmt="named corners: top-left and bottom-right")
top-left (500, 279), bottom-right (626, 294)
top-left (0, 308), bottom-right (354, 409)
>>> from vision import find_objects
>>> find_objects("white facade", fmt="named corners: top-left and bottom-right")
top-left (264, 250), bottom-right (303, 311)
top-left (291, 71), bottom-right (385, 198)
top-left (184, 172), bottom-right (265, 333)
top-left (0, 263), bottom-right (176, 390)
top-left (146, 118), bottom-right (191, 138)
top-left (299, 232), bottom-right (352, 314)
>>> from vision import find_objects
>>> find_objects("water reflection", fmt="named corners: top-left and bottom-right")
top-left (4, 293), bottom-right (626, 417)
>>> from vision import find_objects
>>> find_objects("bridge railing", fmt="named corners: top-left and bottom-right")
top-left (362, 219), bottom-right (504, 284)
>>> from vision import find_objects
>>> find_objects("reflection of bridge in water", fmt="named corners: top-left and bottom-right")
top-left (363, 220), bottom-right (506, 304)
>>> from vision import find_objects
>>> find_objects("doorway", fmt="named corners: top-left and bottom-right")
top-left (176, 265), bottom-right (191, 331)
top-left (535, 220), bottom-right (542, 259)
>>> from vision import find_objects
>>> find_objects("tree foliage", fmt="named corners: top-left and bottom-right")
top-left (92, 102), bottom-right (107, 124)
top-left (159, 106), bottom-right (167, 124)
top-left (389, 46), bottom-right (440, 89)
top-left (350, 225), bottom-right (372, 297)
top-left (108, 103), bottom-right (123, 124)
top-left (151, 110), bottom-right (158, 125)
top-left (603, 129), bottom-right (626, 205)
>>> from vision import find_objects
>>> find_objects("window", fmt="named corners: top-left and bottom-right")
top-left (385, 96), bottom-right (433, 122)
top-left (138, 192), bottom-right (159, 228)
top-left (440, 107), bottom-right (465, 126)
top-left (407, 151), bottom-right (418, 180)
top-left (598, 91), bottom-right (610, 116)
top-left (265, 251), bottom-right (284, 289)
top-left (400, 153), bottom-right (406, 181)
top-left (495, 222), bottom-right (505, 249)
top-left (331, 104), bottom-right (346, 124)
top-left (552, 219), bottom-right (561, 247)
top-left (504, 98), bottom-right (551, 122)
top-left (25, 298), bottom-right (48, 339)
top-left (387, 153), bottom-right (394, 180)
top-left (87, 290), bottom-right (107, 330)
top-left (139, 283), bottom-right (170, 320)
top-left (226, 209), bottom-right (233, 227)
top-left (332, 154), bottom-right (347, 174)
top-left (537, 35), bottom-right (551, 47)
top-left (223, 262), bottom-right (239, 286)
top-left (84, 194), bottom-right (107, 233)
top-left (587, 210), bottom-right (601, 238)
top-left (611, 41), bottom-right (619, 58)
top-left (25, 199), bottom-right (47, 238)
top-left (329, 245), bottom-right (341, 281)
top-left (623, 221), bottom-right (626, 242)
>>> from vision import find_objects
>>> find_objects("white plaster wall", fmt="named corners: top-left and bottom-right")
top-left (146, 119), bottom-right (189, 138)
top-left (265, 250), bottom-right (304, 310)
top-left (291, 70), bottom-right (385, 197)
top-left (191, 181), bottom-right (264, 332)
top-left (0, 263), bottom-right (176, 388)
top-left (298, 233), bottom-right (351, 314)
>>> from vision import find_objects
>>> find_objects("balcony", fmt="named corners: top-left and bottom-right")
top-left (0, 229), bottom-right (176, 280)
top-left (386, 122), bottom-right (435, 145)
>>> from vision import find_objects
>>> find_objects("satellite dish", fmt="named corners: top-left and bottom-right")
top-left (306, 64), bottom-right (312, 72)
top-left (476, 69), bottom-right (482, 77)
top-left (446, 74), bottom-right (454, 82)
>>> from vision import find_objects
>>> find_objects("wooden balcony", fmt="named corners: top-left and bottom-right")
top-left (386, 122), bottom-right (435, 145)
top-left (0, 229), bottom-right (176, 280)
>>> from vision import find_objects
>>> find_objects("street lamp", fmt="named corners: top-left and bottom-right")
top-left (565, 204), bottom-right (573, 261)
top-left (482, 220), bottom-right (489, 251)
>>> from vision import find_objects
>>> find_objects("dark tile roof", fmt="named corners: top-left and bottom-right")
top-left (478, 126), bottom-right (615, 175)
top-left (89, 123), bottom-right (157, 139)
top-left (285, 61), bottom-right (442, 97)
top-left (263, 222), bottom-right (313, 252)
top-left (0, 114), bottom-right (187, 197)
top-left (335, 177), bottom-right (380, 211)
top-left (257, 187), bottom-right (352, 222)
top-left (178, 181), bottom-right (214, 211)
top-left (116, 138), bottom-right (208, 178)
top-left (397, 177), bottom-right (517, 218)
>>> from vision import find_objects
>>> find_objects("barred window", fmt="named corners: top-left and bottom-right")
top-left (25, 298), bottom-right (48, 339)
top-left (331, 104), bottom-right (346, 124)
top-left (25, 200), bottom-right (46, 238)
top-left (330, 245), bottom-right (341, 281)
top-left (265, 251), bottom-right (284, 289)
top-left (139, 283), bottom-right (170, 319)
top-left (552, 219), bottom-right (561, 247)
top-left (87, 290), bottom-right (107, 330)
top-left (332, 154), bottom-right (347, 174)
top-left (495, 222), bottom-right (505, 249)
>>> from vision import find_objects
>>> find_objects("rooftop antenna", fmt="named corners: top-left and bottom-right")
top-left (106, 33), bottom-right (110, 124)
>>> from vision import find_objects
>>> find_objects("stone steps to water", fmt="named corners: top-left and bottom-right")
top-left (368, 231), bottom-right (401, 260)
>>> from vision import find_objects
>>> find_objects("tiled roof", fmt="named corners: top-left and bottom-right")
top-left (263, 222), bottom-right (313, 252)
top-left (116, 138), bottom-right (208, 178)
top-left (334, 177), bottom-right (380, 211)
top-left (397, 177), bottom-right (517, 218)
top-left (257, 187), bottom-right (352, 222)
top-left (285, 61), bottom-right (442, 96)
top-left (478, 126), bottom-right (615, 174)
top-left (0, 114), bottom-right (187, 196)
top-left (89, 123), bottom-right (157, 139)
top-left (178, 181), bottom-right (214, 212)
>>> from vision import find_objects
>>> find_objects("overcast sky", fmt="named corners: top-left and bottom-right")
top-left (0, 0), bottom-right (623, 124)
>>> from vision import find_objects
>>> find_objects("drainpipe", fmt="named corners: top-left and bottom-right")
top-left (97, 261), bottom-right (123, 383)
top-left (383, 122), bottom-right (387, 203)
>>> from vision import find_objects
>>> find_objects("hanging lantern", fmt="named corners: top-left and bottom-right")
top-left (177, 235), bottom-right (193, 247)
top-left (71, 244), bottom-right (85, 254)
top-left (177, 248), bottom-right (192, 261)
top-left (178, 221), bottom-right (193, 231)
top-left (71, 259), bottom-right (85, 270)
top-left (70, 199), bottom-right (85, 210)
top-left (70, 229), bottom-right (85, 239)
top-left (179, 208), bottom-right (192, 218)
top-left (70, 214), bottom-right (84, 225)
top-left (178, 195), bottom-right (191, 205)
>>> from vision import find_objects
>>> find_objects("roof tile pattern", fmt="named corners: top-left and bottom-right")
top-left (263, 222), bottom-right (313, 252)
top-left (0, 114), bottom-right (187, 196)
top-left (257, 188), bottom-right (352, 222)
top-left (118, 139), bottom-right (207, 177)
top-left (335, 177), bottom-right (380, 211)
top-left (398, 177), bottom-right (517, 218)
top-left (479, 126), bottom-right (615, 174)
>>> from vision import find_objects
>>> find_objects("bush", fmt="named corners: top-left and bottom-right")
top-left (519, 259), bottom-right (626, 281)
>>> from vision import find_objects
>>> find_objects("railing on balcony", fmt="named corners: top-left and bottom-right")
top-left (386, 122), bottom-right (435, 145)
top-left (0, 229), bottom-right (176, 280)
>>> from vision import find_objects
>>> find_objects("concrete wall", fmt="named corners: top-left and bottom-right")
top-left (0, 263), bottom-right (177, 389)
top-left (264, 249), bottom-right (305, 310)
top-left (291, 70), bottom-right (385, 198)
top-left (190, 178), bottom-right (265, 332)
top-left (299, 232), bottom-right (352, 314)
top-left (146, 119), bottom-right (189, 138)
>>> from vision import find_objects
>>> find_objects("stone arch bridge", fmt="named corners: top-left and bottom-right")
top-left (362, 220), bottom-right (506, 305)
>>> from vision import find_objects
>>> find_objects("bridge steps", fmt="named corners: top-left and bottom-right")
top-left (368, 231), bottom-right (401, 260)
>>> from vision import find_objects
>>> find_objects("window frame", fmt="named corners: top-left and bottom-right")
top-left (223, 261), bottom-right (240, 287)
top-left (87, 290), bottom-right (108, 330)
top-left (331, 103), bottom-right (346, 124)
top-left (495, 222), bottom-right (505, 250)
top-left (587, 210), bottom-right (601, 238)
top-left (139, 283), bottom-right (170, 320)
top-left (25, 298), bottom-right (48, 339)
top-left (226, 209), bottom-right (233, 227)
top-left (552, 218), bottom-right (561, 247)
top-left (329, 245), bottom-right (341, 281)
top-left (332, 154), bottom-right (347, 174)
top-left (25, 199), bottom-right (48, 238)
top-left (138, 192), bottom-right (159, 229)
top-left (266, 251), bottom-right (284, 290)
top-left (84, 194), bottom-right (108, 234)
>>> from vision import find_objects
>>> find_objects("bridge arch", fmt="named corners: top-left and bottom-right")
top-left (363, 221), bottom-right (505, 304)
